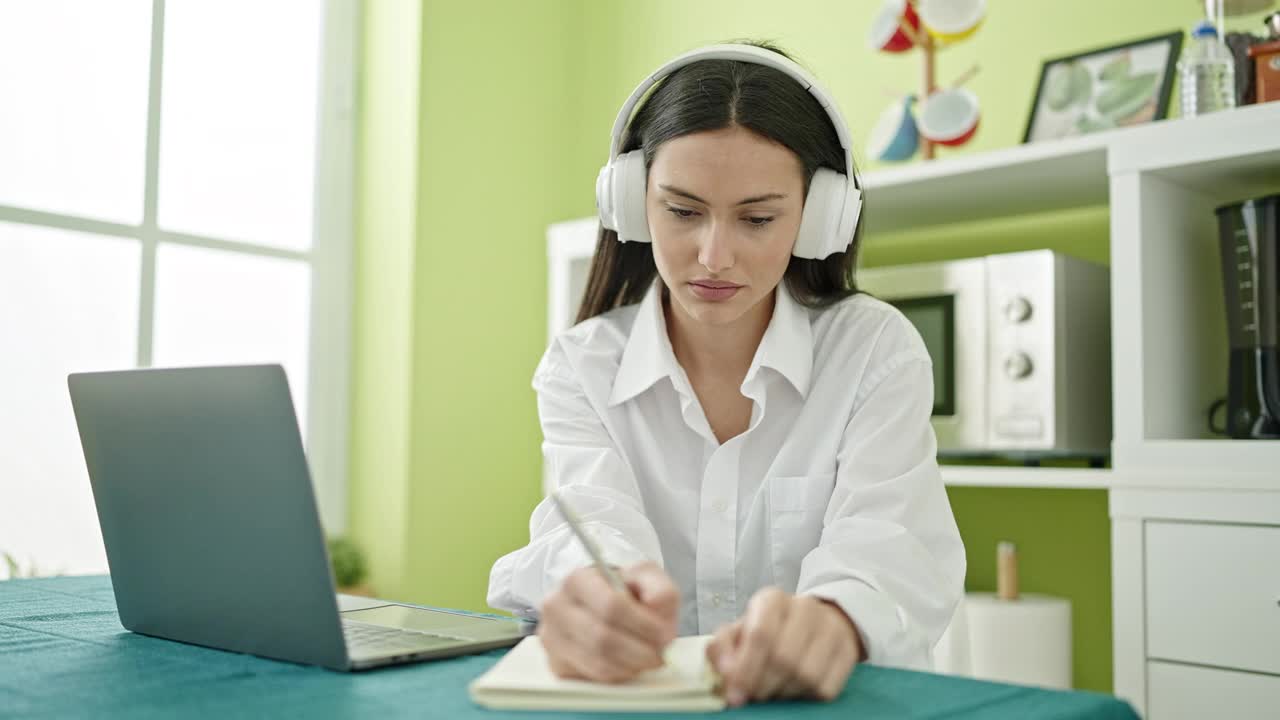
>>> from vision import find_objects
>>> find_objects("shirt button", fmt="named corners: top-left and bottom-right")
top-left (711, 499), bottom-right (727, 513)
top-left (711, 593), bottom-right (722, 608)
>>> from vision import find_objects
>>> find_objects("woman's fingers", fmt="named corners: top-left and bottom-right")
top-left (622, 562), bottom-right (680, 642)
top-left (817, 635), bottom-right (858, 702)
top-left (705, 619), bottom-right (742, 676)
top-left (779, 598), bottom-right (859, 701)
top-left (538, 601), bottom-right (599, 681)
top-left (565, 566), bottom-right (672, 655)
top-left (711, 591), bottom-right (861, 705)
top-left (721, 587), bottom-right (788, 705)
top-left (542, 586), bottom-right (664, 682)
top-left (757, 597), bottom-right (820, 700)
top-left (780, 609), bottom-right (838, 699)
top-left (539, 621), bottom-right (592, 680)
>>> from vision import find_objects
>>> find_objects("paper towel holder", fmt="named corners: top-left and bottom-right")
top-left (997, 541), bottom-right (1019, 601)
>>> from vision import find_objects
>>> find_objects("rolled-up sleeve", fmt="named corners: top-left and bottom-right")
top-left (486, 343), bottom-right (664, 620)
top-left (797, 352), bottom-right (966, 671)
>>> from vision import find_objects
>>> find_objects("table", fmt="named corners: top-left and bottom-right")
top-left (0, 576), bottom-right (1139, 719)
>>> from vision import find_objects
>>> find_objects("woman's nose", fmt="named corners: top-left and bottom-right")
top-left (697, 220), bottom-right (735, 273)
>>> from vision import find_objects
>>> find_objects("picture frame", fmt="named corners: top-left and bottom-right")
top-left (1023, 31), bottom-right (1184, 143)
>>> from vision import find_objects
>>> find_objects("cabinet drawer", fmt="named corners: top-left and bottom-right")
top-left (1145, 521), bottom-right (1280, 675)
top-left (1148, 661), bottom-right (1280, 720)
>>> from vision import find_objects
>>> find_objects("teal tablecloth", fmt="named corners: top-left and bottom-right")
top-left (0, 576), bottom-right (1137, 719)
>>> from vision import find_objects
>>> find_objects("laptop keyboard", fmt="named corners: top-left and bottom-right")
top-left (342, 620), bottom-right (471, 654)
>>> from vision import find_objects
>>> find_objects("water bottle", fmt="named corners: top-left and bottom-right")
top-left (1178, 21), bottom-right (1237, 117)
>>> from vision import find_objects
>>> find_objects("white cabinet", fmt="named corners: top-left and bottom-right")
top-left (1147, 661), bottom-right (1280, 720)
top-left (1112, 488), bottom-right (1280, 718)
top-left (1145, 521), bottom-right (1280, 677)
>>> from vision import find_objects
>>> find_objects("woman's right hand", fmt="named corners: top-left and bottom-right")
top-left (538, 561), bottom-right (680, 683)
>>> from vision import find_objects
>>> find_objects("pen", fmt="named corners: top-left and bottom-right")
top-left (551, 491), bottom-right (673, 674)
top-left (549, 491), bottom-right (629, 594)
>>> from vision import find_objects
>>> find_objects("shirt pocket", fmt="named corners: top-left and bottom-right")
top-left (767, 473), bottom-right (835, 591)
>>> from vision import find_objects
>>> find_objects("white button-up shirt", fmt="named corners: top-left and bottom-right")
top-left (487, 281), bottom-right (965, 670)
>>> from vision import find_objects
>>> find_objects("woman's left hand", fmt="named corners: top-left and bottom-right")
top-left (705, 587), bottom-right (864, 707)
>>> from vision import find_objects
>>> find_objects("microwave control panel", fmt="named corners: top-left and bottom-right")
top-left (986, 251), bottom-right (1056, 446)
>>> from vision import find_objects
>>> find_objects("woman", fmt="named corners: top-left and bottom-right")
top-left (488, 40), bottom-right (964, 707)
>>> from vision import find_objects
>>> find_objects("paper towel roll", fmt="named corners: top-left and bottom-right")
top-left (964, 592), bottom-right (1072, 689)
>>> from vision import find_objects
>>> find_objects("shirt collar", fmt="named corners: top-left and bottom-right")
top-left (745, 281), bottom-right (813, 398)
top-left (608, 282), bottom-right (675, 407)
top-left (608, 281), bottom-right (814, 407)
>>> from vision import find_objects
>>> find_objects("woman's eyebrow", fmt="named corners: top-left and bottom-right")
top-left (658, 184), bottom-right (787, 206)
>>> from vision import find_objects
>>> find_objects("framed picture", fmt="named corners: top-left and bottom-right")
top-left (1023, 31), bottom-right (1183, 143)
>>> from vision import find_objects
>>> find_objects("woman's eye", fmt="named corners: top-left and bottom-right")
top-left (664, 208), bottom-right (773, 227)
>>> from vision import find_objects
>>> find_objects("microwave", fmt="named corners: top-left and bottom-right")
top-left (857, 250), bottom-right (1111, 461)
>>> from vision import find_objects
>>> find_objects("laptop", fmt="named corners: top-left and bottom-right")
top-left (67, 364), bottom-right (533, 671)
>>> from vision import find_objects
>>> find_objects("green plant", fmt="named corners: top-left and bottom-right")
top-left (1, 551), bottom-right (43, 580)
top-left (327, 536), bottom-right (368, 588)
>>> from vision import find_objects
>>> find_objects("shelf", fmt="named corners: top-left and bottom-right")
top-left (860, 101), bottom-right (1280, 235)
top-left (860, 132), bottom-right (1110, 234)
top-left (1110, 101), bottom-right (1280, 213)
top-left (1113, 441), bottom-right (1280, 483)
top-left (1108, 101), bottom-right (1280, 201)
top-left (941, 466), bottom-right (1112, 490)
top-left (942, 458), bottom-right (1277, 492)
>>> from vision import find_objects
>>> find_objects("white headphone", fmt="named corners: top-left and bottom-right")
top-left (595, 44), bottom-right (863, 260)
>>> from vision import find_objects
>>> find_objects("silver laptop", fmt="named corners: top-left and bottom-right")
top-left (67, 364), bottom-right (532, 671)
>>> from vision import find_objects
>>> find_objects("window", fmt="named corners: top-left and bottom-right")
top-left (0, 0), bottom-right (355, 577)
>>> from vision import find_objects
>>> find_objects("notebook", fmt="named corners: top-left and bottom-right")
top-left (468, 634), bottom-right (726, 712)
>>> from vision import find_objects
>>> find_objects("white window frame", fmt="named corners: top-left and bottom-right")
top-left (0, 0), bottom-right (357, 533)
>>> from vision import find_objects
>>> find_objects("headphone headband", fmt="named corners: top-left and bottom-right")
top-left (607, 44), bottom-right (854, 181)
top-left (598, 43), bottom-right (862, 259)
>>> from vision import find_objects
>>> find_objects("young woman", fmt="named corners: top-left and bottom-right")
top-left (488, 40), bottom-right (964, 707)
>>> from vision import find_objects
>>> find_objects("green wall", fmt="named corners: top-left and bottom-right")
top-left (404, 0), bottom-right (584, 611)
top-left (351, 0), bottom-right (588, 610)
top-left (350, 0), bottom-right (1275, 693)
top-left (349, 0), bottom-right (423, 601)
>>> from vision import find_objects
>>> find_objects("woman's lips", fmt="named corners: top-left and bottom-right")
top-left (688, 280), bottom-right (742, 302)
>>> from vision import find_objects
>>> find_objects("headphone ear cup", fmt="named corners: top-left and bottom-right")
top-left (612, 150), bottom-right (652, 244)
top-left (838, 183), bottom-right (863, 248)
top-left (596, 163), bottom-right (617, 231)
top-left (794, 167), bottom-right (847, 259)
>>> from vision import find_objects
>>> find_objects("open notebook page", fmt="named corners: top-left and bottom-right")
top-left (469, 634), bottom-right (725, 712)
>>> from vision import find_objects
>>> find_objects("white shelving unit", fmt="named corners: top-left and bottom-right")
top-left (1100, 104), bottom-right (1280, 720)
top-left (939, 466), bottom-right (1113, 490)
top-left (547, 101), bottom-right (1280, 717)
top-left (546, 217), bottom-right (599, 341)
top-left (1106, 103), bottom-right (1280, 479)
top-left (869, 102), bottom-right (1280, 718)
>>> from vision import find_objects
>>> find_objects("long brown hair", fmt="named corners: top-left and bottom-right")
top-left (576, 40), bottom-right (866, 324)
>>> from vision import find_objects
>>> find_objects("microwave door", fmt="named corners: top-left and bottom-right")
top-left (857, 258), bottom-right (988, 454)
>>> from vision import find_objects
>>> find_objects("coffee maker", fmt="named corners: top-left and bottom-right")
top-left (1215, 193), bottom-right (1280, 439)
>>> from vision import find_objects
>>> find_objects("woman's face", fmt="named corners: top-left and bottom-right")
top-left (647, 125), bottom-right (805, 330)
